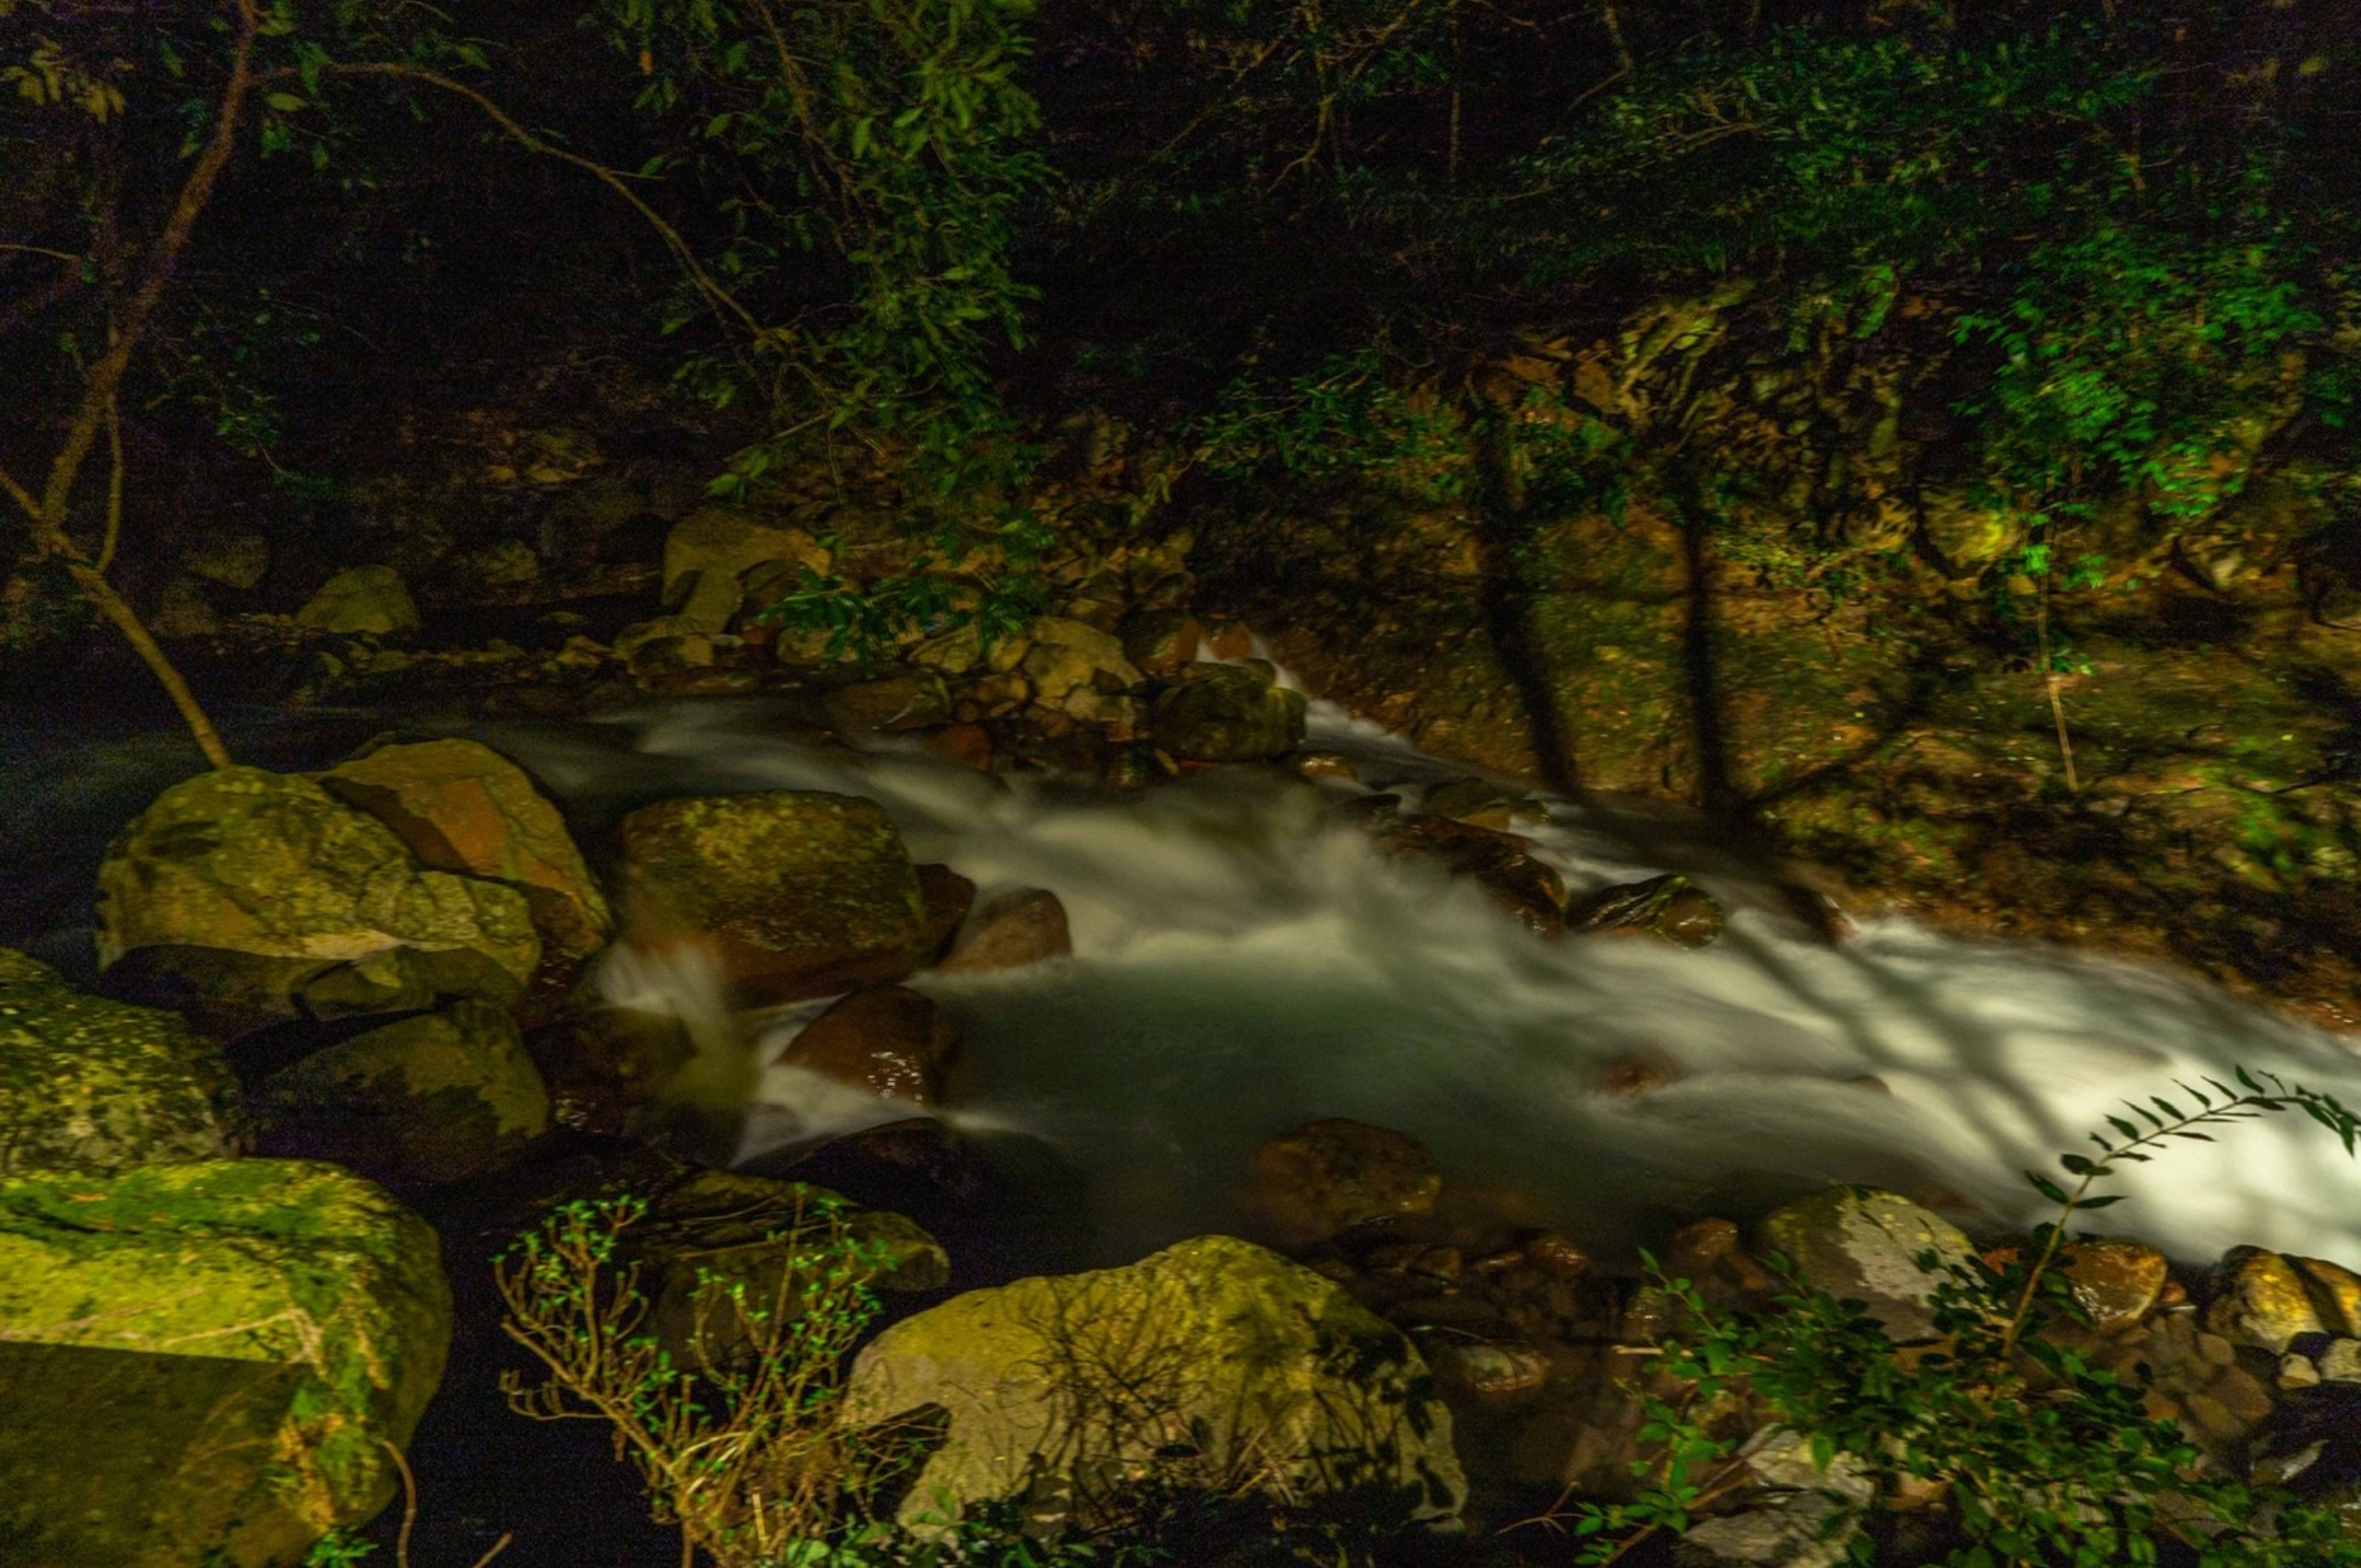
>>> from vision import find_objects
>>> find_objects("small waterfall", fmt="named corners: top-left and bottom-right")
top-left (519, 691), bottom-right (2361, 1268)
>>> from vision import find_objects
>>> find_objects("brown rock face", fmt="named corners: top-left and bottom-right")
top-left (1242, 1118), bottom-right (1442, 1248)
top-left (321, 738), bottom-right (613, 967)
top-left (618, 790), bottom-right (930, 1004)
top-left (939, 888), bottom-right (1074, 973)
top-left (780, 986), bottom-right (959, 1104)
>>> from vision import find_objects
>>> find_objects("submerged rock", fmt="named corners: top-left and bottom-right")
top-left (618, 790), bottom-right (931, 1004)
top-left (0, 1158), bottom-right (451, 1568)
top-left (841, 1234), bottom-right (1465, 1531)
top-left (1241, 1118), bottom-right (1442, 1249)
top-left (254, 999), bottom-right (552, 1188)
top-left (320, 738), bottom-right (612, 968)
top-left (96, 766), bottom-right (540, 1035)
top-left (0, 950), bottom-right (243, 1177)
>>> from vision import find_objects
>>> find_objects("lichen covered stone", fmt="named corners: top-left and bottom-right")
top-left (0, 950), bottom-right (242, 1176)
top-left (619, 790), bottom-right (929, 1003)
top-left (0, 1158), bottom-right (452, 1568)
top-left (96, 766), bottom-right (540, 1027)
top-left (841, 1233), bottom-right (1465, 1531)
top-left (1754, 1186), bottom-right (1975, 1341)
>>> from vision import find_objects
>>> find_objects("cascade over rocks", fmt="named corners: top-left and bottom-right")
top-left (0, 1158), bottom-right (452, 1568)
top-left (0, 949), bottom-right (243, 1176)
top-left (319, 738), bottom-right (613, 969)
top-left (96, 766), bottom-right (540, 1037)
top-left (617, 790), bottom-right (931, 1004)
top-left (840, 1234), bottom-right (1465, 1532)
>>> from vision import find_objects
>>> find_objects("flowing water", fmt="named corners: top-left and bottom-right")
top-left (485, 692), bottom-right (2361, 1272)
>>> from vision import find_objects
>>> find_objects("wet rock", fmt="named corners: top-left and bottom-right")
top-left (917, 863), bottom-right (978, 960)
top-left (1242, 1118), bottom-right (1442, 1248)
top-left (1599, 1048), bottom-right (1684, 1097)
top-left (296, 564), bottom-right (421, 636)
top-left (526, 1004), bottom-right (694, 1134)
top-left (841, 1235), bottom-right (1465, 1530)
top-left (1118, 608), bottom-right (1201, 680)
top-left (1428, 1340), bottom-right (1549, 1400)
top-left (1150, 662), bottom-right (1307, 763)
top-left (660, 506), bottom-right (830, 634)
top-left (0, 949), bottom-right (243, 1176)
top-left (97, 767), bottom-right (540, 1033)
top-left (321, 738), bottom-right (613, 968)
top-left (939, 888), bottom-right (1073, 973)
top-left (2205, 1246), bottom-right (2361, 1351)
top-left (825, 669), bottom-right (953, 733)
top-left (1660, 1217), bottom-right (1779, 1308)
top-left (0, 1159), bottom-right (451, 1568)
top-left (1420, 778), bottom-right (1528, 831)
top-left (1201, 618), bottom-right (1257, 659)
top-left (1291, 750), bottom-right (1359, 782)
top-left (1385, 815), bottom-right (1566, 935)
top-left (253, 999), bottom-right (552, 1188)
top-left (2060, 1240), bottom-right (2170, 1332)
top-left (776, 1116), bottom-right (991, 1230)
top-left (919, 722), bottom-right (996, 771)
top-left (618, 790), bottom-right (930, 1004)
top-left (1753, 1187), bottom-right (1975, 1340)
top-left (1565, 873), bottom-right (1726, 947)
top-left (1671, 1427), bottom-right (1871, 1568)
top-left (781, 985), bottom-right (958, 1105)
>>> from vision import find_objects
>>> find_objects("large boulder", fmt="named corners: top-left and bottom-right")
top-left (1753, 1187), bottom-right (1975, 1341)
top-left (95, 767), bottom-right (540, 1034)
top-left (1150, 662), bottom-right (1307, 763)
top-left (0, 949), bottom-right (243, 1176)
top-left (253, 1000), bottom-right (551, 1188)
top-left (840, 1234), bottom-right (1465, 1531)
top-left (0, 1159), bottom-right (452, 1568)
top-left (294, 565), bottom-right (421, 636)
top-left (618, 791), bottom-right (931, 1004)
top-left (660, 506), bottom-right (831, 634)
top-left (320, 738), bottom-right (612, 967)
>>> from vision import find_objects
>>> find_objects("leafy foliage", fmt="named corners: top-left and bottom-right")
top-left (1560, 1070), bottom-right (2361, 1568)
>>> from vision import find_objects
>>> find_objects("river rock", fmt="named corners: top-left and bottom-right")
top-left (1241, 1118), bottom-right (1442, 1248)
top-left (2060, 1239), bottom-right (2170, 1332)
top-left (660, 506), bottom-right (830, 634)
top-left (2205, 1246), bottom-right (2361, 1351)
top-left (1753, 1187), bottom-right (1975, 1340)
top-left (1385, 815), bottom-right (1566, 934)
top-left (1565, 873), bottom-right (1726, 947)
top-left (0, 950), bottom-right (243, 1177)
top-left (612, 1167), bottom-right (945, 1367)
top-left (96, 767), bottom-right (540, 1034)
top-left (321, 738), bottom-right (613, 967)
top-left (294, 564), bottom-right (421, 636)
top-left (0, 1159), bottom-right (451, 1568)
top-left (1150, 662), bottom-right (1307, 763)
top-left (1119, 608), bottom-right (1201, 680)
top-left (1017, 617), bottom-right (1144, 713)
top-left (1670, 1427), bottom-right (1871, 1568)
top-left (253, 1000), bottom-right (552, 1188)
top-left (938, 887), bottom-right (1073, 973)
top-left (824, 669), bottom-right (953, 732)
top-left (780, 985), bottom-right (958, 1104)
top-left (618, 790), bottom-right (931, 1004)
top-left (841, 1234), bottom-right (1465, 1530)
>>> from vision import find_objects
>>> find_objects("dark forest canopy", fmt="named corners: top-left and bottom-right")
top-left (3, 0), bottom-right (2358, 675)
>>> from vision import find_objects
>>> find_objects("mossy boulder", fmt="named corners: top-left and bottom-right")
top-left (320, 738), bottom-right (612, 967)
top-left (253, 1000), bottom-right (551, 1188)
top-left (1754, 1187), bottom-right (1975, 1341)
top-left (841, 1234), bottom-right (1465, 1531)
top-left (618, 790), bottom-right (930, 1004)
top-left (96, 766), bottom-right (540, 1034)
top-left (1150, 663), bottom-right (1307, 763)
top-left (0, 949), bottom-right (243, 1176)
top-left (0, 1158), bottom-right (452, 1568)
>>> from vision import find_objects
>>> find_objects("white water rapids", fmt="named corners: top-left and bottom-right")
top-left (490, 689), bottom-right (2361, 1274)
